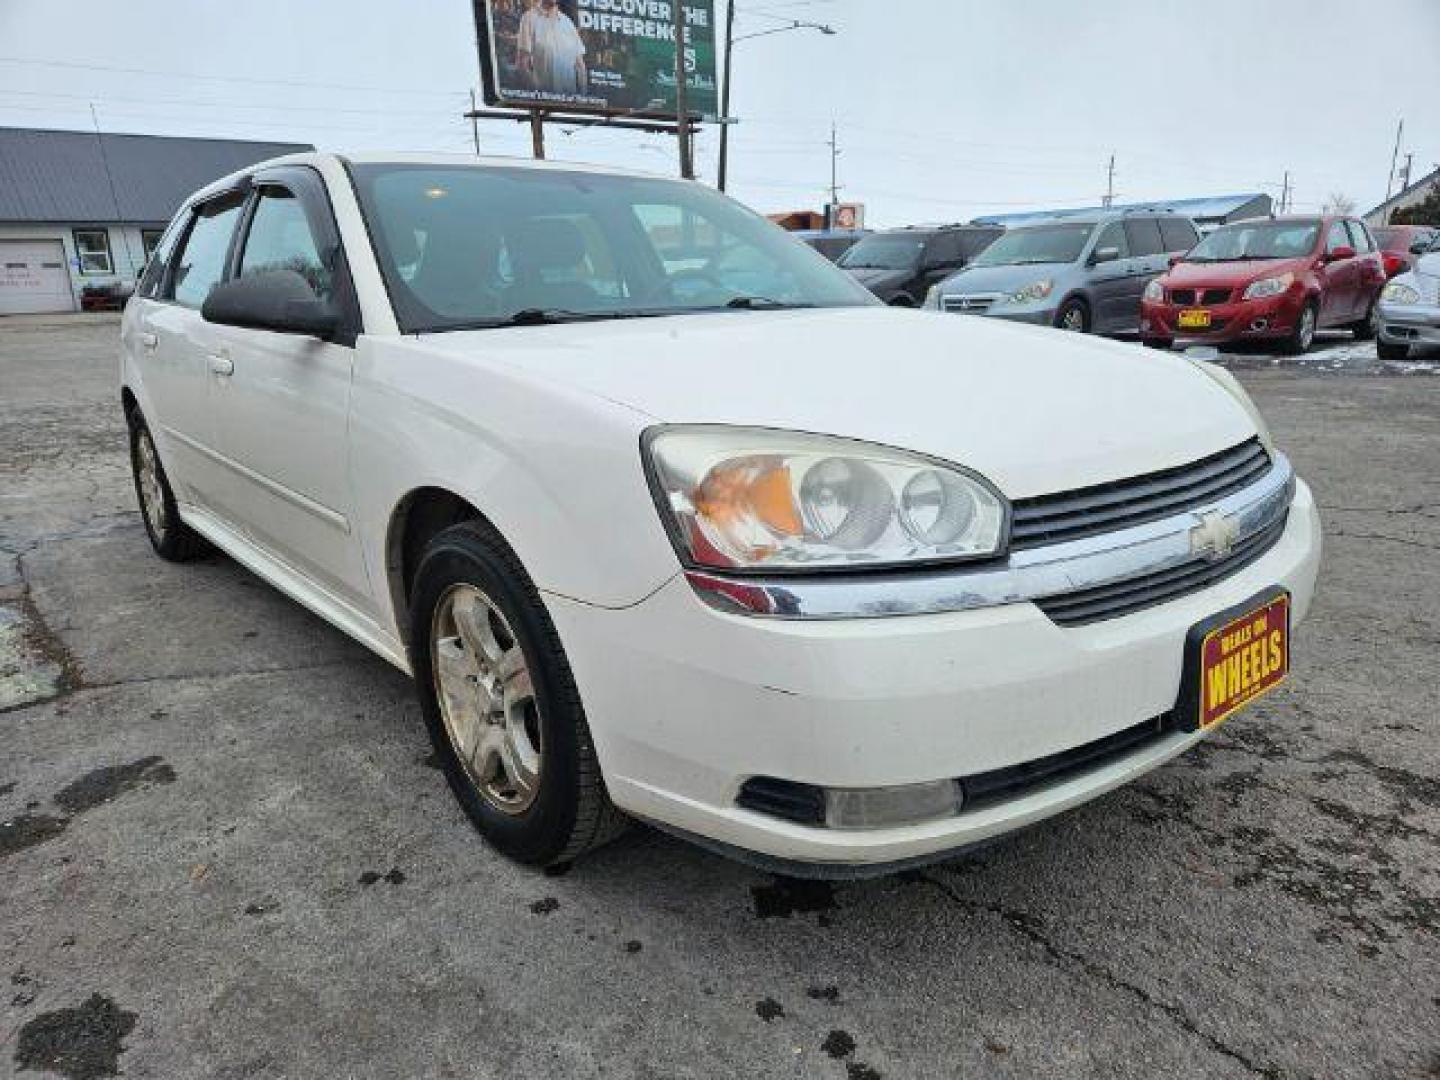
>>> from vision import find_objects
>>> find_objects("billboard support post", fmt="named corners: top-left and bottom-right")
top-left (529, 111), bottom-right (546, 160)
top-left (717, 0), bottom-right (734, 191)
top-left (675, 4), bottom-right (693, 180)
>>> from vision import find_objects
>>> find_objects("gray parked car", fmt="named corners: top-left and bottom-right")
top-left (1376, 235), bottom-right (1440, 361)
top-left (926, 210), bottom-right (1200, 335)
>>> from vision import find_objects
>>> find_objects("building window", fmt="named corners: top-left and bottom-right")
top-left (141, 229), bottom-right (165, 259)
top-left (73, 228), bottom-right (113, 275)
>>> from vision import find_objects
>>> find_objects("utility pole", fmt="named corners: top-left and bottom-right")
top-left (1398, 153), bottom-right (1414, 193)
top-left (469, 89), bottom-right (481, 155)
top-left (674, 2), bottom-right (693, 179)
top-left (1102, 153), bottom-right (1116, 207)
top-left (1384, 118), bottom-right (1404, 200)
top-left (1279, 171), bottom-right (1290, 215)
top-left (717, 0), bottom-right (735, 191)
top-left (827, 121), bottom-right (841, 224)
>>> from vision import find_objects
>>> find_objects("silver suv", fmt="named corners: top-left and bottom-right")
top-left (926, 210), bottom-right (1200, 335)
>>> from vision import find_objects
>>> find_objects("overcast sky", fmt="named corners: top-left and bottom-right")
top-left (2, 0), bottom-right (1437, 227)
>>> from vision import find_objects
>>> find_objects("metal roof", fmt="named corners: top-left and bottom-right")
top-left (0, 127), bottom-right (313, 225)
top-left (973, 193), bottom-right (1271, 228)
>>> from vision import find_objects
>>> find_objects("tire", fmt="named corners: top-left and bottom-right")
top-left (1349, 300), bottom-right (1377, 341)
top-left (409, 520), bottom-right (626, 867)
top-left (887, 295), bottom-right (916, 307)
top-left (128, 412), bottom-right (207, 562)
top-left (1054, 297), bottom-right (1090, 333)
top-left (1377, 339), bottom-right (1410, 362)
top-left (1280, 300), bottom-right (1318, 356)
top-left (1143, 337), bottom-right (1173, 351)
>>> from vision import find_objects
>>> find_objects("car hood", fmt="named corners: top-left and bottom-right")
top-left (842, 266), bottom-right (911, 290)
top-left (418, 307), bottom-right (1256, 499)
top-left (937, 263), bottom-right (1072, 295)
top-left (1163, 256), bottom-right (1312, 288)
top-left (1412, 251), bottom-right (1440, 279)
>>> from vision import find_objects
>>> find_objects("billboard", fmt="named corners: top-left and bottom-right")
top-left (474, 1), bottom-right (718, 119)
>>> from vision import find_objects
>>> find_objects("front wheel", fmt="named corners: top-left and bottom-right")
top-left (1349, 300), bottom-right (1377, 341)
top-left (1143, 337), bottom-right (1173, 351)
top-left (410, 520), bottom-right (626, 867)
top-left (1280, 300), bottom-right (1318, 355)
top-left (1055, 298), bottom-right (1090, 333)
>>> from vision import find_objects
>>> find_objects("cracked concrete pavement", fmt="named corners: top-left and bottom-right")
top-left (1, 316), bottom-right (1436, 1078)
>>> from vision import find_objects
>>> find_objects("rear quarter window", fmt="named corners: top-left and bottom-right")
top-left (1159, 217), bottom-right (1199, 253)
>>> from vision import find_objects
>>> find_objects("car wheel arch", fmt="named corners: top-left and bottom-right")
top-left (385, 485), bottom-right (499, 645)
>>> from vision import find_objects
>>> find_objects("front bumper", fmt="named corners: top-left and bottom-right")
top-left (548, 481), bottom-right (1322, 871)
top-left (1142, 290), bottom-right (1307, 342)
top-left (1377, 301), bottom-right (1440, 348)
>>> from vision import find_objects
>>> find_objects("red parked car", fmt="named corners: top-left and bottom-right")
top-left (1140, 216), bottom-right (1387, 354)
top-left (1372, 224), bottom-right (1437, 278)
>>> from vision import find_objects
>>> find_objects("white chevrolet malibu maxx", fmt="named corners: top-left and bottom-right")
top-left (121, 154), bottom-right (1321, 875)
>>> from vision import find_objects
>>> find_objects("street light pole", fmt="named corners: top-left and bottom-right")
top-left (716, 10), bottom-right (835, 193)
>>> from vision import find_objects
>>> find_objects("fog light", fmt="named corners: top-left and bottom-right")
top-left (824, 780), bottom-right (963, 829)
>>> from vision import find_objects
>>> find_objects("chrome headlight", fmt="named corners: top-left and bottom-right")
top-left (644, 427), bottom-right (1008, 572)
top-left (1143, 279), bottom-right (1165, 303)
top-left (1381, 281), bottom-right (1420, 305)
top-left (1242, 272), bottom-right (1295, 301)
top-left (1006, 279), bottom-right (1053, 304)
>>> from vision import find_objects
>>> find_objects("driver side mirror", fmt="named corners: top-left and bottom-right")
top-left (1090, 246), bottom-right (1120, 266)
top-left (1324, 245), bottom-right (1356, 262)
top-left (202, 269), bottom-right (338, 340)
top-left (1168, 253), bottom-right (1185, 268)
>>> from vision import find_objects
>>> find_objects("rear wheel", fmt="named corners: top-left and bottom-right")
top-left (1280, 300), bottom-right (1318, 355)
top-left (128, 415), bottom-right (206, 561)
top-left (1377, 339), bottom-right (1410, 362)
top-left (410, 520), bottom-right (625, 866)
top-left (1055, 298), bottom-right (1090, 333)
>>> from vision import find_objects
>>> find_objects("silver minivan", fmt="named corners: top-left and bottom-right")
top-left (926, 210), bottom-right (1200, 335)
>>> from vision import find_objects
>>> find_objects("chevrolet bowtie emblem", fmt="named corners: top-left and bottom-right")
top-left (1190, 510), bottom-right (1240, 562)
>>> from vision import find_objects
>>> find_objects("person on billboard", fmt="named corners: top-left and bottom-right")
top-left (517, 0), bottom-right (588, 96)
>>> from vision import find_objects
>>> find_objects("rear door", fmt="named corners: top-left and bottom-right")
top-left (206, 167), bottom-right (371, 608)
top-left (1088, 221), bottom-right (1137, 332)
top-left (1123, 217), bottom-right (1173, 324)
top-left (136, 191), bottom-right (247, 509)
top-left (1318, 219), bottom-right (1360, 325)
top-left (1346, 220), bottom-right (1385, 317)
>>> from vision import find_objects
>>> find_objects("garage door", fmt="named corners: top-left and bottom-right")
top-left (0, 240), bottom-right (74, 315)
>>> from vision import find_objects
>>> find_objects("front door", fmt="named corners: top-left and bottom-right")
top-left (1318, 220), bottom-right (1360, 326)
top-left (1089, 221), bottom-right (1138, 332)
top-left (207, 169), bottom-right (371, 610)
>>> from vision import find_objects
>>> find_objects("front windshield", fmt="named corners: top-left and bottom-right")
top-left (1186, 221), bottom-right (1320, 262)
top-left (970, 223), bottom-right (1092, 267)
top-left (837, 235), bottom-right (926, 270)
top-left (348, 164), bottom-right (876, 332)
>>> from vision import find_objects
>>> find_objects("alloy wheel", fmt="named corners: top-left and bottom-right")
top-left (1061, 306), bottom-right (1086, 332)
top-left (136, 429), bottom-right (168, 537)
top-left (1298, 306), bottom-right (1316, 351)
top-left (430, 583), bottom-right (543, 815)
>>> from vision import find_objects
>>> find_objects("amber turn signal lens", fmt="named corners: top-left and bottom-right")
top-left (693, 460), bottom-right (802, 537)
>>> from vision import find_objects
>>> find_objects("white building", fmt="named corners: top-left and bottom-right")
top-left (0, 127), bottom-right (310, 315)
top-left (1363, 165), bottom-right (1440, 227)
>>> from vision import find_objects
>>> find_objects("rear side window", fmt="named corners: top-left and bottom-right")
top-left (170, 194), bottom-right (245, 309)
top-left (137, 216), bottom-right (184, 299)
top-left (1123, 218), bottom-right (1165, 257)
top-left (926, 233), bottom-right (966, 266)
top-left (1159, 217), bottom-right (1199, 253)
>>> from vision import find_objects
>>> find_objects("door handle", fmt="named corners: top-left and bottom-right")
top-left (208, 354), bottom-right (234, 377)
top-left (140, 332), bottom-right (158, 350)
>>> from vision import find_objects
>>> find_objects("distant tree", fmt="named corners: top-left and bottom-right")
top-left (1390, 180), bottom-right (1440, 227)
top-left (1322, 192), bottom-right (1357, 215)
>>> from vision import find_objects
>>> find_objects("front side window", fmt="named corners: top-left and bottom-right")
top-left (971, 223), bottom-right (1094, 267)
top-left (170, 194), bottom-right (244, 309)
top-left (73, 229), bottom-right (113, 275)
top-left (349, 164), bottom-right (874, 332)
top-left (1124, 219), bottom-right (1165, 258)
top-left (141, 229), bottom-right (165, 259)
top-left (137, 218), bottom-right (183, 299)
top-left (1185, 221), bottom-right (1321, 262)
top-left (1093, 222), bottom-right (1130, 260)
top-left (1344, 220), bottom-right (1373, 253)
top-left (1325, 220), bottom-right (1352, 255)
top-left (238, 187), bottom-right (332, 302)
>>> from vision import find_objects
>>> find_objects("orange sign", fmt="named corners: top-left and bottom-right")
top-left (1198, 594), bottom-right (1290, 729)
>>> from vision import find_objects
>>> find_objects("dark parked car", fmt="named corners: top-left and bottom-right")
top-left (1372, 224), bottom-right (1438, 279)
top-left (80, 282), bottom-right (134, 311)
top-left (837, 224), bottom-right (1003, 306)
top-left (795, 228), bottom-right (869, 263)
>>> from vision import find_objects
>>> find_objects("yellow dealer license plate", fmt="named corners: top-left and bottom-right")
top-left (1181, 591), bottom-right (1291, 731)
top-left (1177, 308), bottom-right (1212, 330)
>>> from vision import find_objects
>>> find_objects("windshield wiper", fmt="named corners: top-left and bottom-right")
top-left (431, 308), bottom-right (668, 332)
top-left (723, 296), bottom-right (812, 310)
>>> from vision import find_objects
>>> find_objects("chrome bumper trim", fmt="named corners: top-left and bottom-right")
top-left (689, 453), bottom-right (1295, 620)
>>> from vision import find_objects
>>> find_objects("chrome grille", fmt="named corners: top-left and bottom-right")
top-left (942, 293), bottom-right (1000, 314)
top-left (1034, 513), bottom-right (1288, 626)
top-left (1010, 438), bottom-right (1272, 551)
